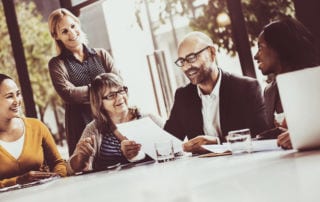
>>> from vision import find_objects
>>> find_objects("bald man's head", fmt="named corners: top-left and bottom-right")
top-left (178, 31), bottom-right (214, 52)
top-left (175, 31), bottom-right (218, 86)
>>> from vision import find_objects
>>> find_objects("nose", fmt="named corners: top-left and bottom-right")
top-left (12, 95), bottom-right (21, 105)
top-left (69, 29), bottom-right (77, 38)
top-left (114, 92), bottom-right (125, 101)
top-left (182, 62), bottom-right (192, 72)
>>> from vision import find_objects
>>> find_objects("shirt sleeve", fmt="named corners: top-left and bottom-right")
top-left (48, 57), bottom-right (90, 104)
top-left (164, 90), bottom-right (186, 141)
top-left (41, 121), bottom-right (67, 177)
top-left (248, 80), bottom-right (271, 136)
top-left (97, 48), bottom-right (121, 76)
top-left (0, 176), bottom-right (18, 188)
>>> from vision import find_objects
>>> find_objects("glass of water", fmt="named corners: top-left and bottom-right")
top-left (226, 128), bottom-right (252, 154)
top-left (154, 140), bottom-right (175, 163)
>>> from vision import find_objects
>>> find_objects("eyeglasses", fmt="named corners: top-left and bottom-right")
top-left (102, 86), bottom-right (128, 100)
top-left (174, 46), bottom-right (210, 67)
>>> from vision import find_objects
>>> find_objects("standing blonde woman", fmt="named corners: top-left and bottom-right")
top-left (48, 8), bottom-right (119, 155)
top-left (0, 74), bottom-right (66, 188)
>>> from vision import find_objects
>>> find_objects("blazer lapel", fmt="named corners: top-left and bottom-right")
top-left (219, 70), bottom-right (230, 141)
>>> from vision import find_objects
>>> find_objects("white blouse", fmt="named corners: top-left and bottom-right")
top-left (0, 133), bottom-right (25, 159)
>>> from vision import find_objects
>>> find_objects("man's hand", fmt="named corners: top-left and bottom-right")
top-left (121, 140), bottom-right (141, 160)
top-left (183, 135), bottom-right (219, 154)
top-left (17, 171), bottom-right (58, 184)
top-left (277, 131), bottom-right (292, 150)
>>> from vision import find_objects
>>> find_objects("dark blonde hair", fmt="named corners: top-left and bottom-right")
top-left (48, 8), bottom-right (88, 55)
top-left (90, 73), bottom-right (133, 134)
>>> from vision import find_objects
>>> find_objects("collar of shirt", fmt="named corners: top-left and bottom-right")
top-left (197, 69), bottom-right (222, 99)
top-left (60, 44), bottom-right (97, 59)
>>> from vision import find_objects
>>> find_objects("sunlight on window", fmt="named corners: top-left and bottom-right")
top-left (102, 0), bottom-right (160, 115)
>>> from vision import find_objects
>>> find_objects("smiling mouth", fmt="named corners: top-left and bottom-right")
top-left (186, 69), bottom-right (199, 78)
top-left (256, 61), bottom-right (262, 67)
top-left (115, 103), bottom-right (124, 107)
top-left (10, 107), bottom-right (20, 112)
top-left (70, 35), bottom-right (79, 41)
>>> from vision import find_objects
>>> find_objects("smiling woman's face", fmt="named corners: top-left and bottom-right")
top-left (55, 15), bottom-right (82, 49)
top-left (0, 79), bottom-right (22, 120)
top-left (101, 86), bottom-right (129, 117)
top-left (254, 33), bottom-right (282, 75)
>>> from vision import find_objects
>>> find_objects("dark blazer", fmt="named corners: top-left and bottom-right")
top-left (164, 70), bottom-right (270, 142)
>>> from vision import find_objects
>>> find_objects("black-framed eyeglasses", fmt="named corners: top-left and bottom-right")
top-left (174, 46), bottom-right (210, 67)
top-left (102, 86), bottom-right (128, 100)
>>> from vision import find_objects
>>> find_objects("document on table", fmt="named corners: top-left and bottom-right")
top-left (202, 144), bottom-right (230, 153)
top-left (252, 139), bottom-right (282, 152)
top-left (202, 139), bottom-right (281, 154)
top-left (116, 117), bottom-right (183, 160)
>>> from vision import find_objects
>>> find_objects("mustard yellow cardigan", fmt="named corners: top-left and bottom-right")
top-left (0, 118), bottom-right (67, 188)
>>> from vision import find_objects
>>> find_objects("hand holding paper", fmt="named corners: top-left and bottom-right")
top-left (117, 117), bottom-right (183, 160)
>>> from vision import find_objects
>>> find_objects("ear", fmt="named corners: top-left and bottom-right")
top-left (209, 46), bottom-right (216, 56)
top-left (209, 46), bottom-right (216, 61)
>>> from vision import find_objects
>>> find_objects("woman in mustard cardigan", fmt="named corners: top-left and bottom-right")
top-left (0, 74), bottom-right (67, 188)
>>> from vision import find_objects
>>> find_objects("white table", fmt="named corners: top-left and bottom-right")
top-left (1, 149), bottom-right (320, 202)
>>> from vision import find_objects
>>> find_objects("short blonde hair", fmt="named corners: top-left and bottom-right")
top-left (48, 8), bottom-right (88, 55)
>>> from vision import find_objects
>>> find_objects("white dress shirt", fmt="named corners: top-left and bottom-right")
top-left (197, 70), bottom-right (222, 141)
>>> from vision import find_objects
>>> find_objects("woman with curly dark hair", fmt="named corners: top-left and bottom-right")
top-left (254, 17), bottom-right (319, 149)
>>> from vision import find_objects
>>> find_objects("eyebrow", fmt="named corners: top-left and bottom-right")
top-left (4, 90), bottom-right (20, 96)
top-left (4, 92), bottom-right (14, 96)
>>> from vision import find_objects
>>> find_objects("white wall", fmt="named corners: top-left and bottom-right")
top-left (80, 1), bottom-right (161, 116)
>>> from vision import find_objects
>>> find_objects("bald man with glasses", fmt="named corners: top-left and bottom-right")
top-left (164, 31), bottom-right (270, 154)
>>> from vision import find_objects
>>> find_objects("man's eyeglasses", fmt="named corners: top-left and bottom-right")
top-left (102, 86), bottom-right (128, 100)
top-left (174, 46), bottom-right (210, 67)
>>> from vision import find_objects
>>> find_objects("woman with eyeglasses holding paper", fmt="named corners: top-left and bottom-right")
top-left (48, 8), bottom-right (120, 156)
top-left (68, 73), bottom-right (164, 174)
top-left (0, 74), bottom-right (67, 188)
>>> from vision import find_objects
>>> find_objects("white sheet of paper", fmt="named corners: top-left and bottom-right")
top-left (202, 144), bottom-right (230, 153)
top-left (116, 117), bottom-right (183, 160)
top-left (252, 139), bottom-right (282, 152)
top-left (202, 139), bottom-right (281, 154)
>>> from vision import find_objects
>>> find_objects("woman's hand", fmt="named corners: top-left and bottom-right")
top-left (76, 135), bottom-right (95, 158)
top-left (277, 131), bottom-right (292, 150)
top-left (70, 135), bottom-right (95, 172)
top-left (121, 140), bottom-right (141, 160)
top-left (17, 171), bottom-right (58, 184)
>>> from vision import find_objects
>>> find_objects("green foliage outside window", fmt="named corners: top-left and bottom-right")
top-left (136, 0), bottom-right (295, 56)
top-left (190, 0), bottom-right (295, 56)
top-left (0, 1), bottom-right (61, 120)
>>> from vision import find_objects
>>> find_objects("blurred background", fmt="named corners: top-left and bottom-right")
top-left (1, 0), bottom-right (319, 156)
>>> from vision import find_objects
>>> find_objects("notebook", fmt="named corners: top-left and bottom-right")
top-left (276, 66), bottom-right (320, 150)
